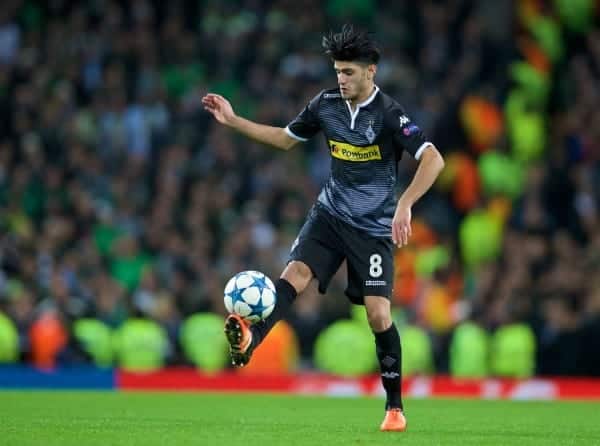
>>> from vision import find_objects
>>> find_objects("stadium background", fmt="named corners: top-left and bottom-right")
top-left (0, 0), bottom-right (598, 382)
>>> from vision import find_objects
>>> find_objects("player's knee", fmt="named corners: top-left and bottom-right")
top-left (365, 299), bottom-right (392, 332)
top-left (281, 261), bottom-right (313, 294)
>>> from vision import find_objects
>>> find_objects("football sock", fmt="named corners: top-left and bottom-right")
top-left (374, 323), bottom-right (403, 410)
top-left (250, 278), bottom-right (297, 348)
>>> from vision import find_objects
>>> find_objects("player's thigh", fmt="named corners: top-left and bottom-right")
top-left (344, 233), bottom-right (394, 305)
top-left (288, 206), bottom-right (345, 295)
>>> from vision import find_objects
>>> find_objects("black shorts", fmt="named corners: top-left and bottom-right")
top-left (289, 203), bottom-right (394, 305)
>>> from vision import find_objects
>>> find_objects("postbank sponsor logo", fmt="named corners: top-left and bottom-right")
top-left (328, 140), bottom-right (381, 162)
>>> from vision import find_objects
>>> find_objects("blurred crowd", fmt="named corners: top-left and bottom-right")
top-left (0, 0), bottom-right (599, 376)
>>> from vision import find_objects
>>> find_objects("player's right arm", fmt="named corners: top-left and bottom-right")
top-left (202, 93), bottom-right (298, 151)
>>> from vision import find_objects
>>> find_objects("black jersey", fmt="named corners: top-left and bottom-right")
top-left (286, 86), bottom-right (433, 237)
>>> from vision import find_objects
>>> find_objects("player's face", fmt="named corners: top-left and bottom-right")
top-left (334, 61), bottom-right (375, 102)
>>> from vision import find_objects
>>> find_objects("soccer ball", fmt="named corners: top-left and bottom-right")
top-left (224, 270), bottom-right (276, 324)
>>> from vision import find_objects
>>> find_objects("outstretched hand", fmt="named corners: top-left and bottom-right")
top-left (202, 93), bottom-right (235, 125)
top-left (392, 203), bottom-right (412, 247)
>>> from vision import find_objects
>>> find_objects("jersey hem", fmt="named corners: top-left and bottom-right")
top-left (316, 201), bottom-right (393, 239)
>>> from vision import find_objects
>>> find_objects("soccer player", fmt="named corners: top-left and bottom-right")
top-left (202, 25), bottom-right (444, 432)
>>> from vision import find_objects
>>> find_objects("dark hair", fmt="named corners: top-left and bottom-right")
top-left (322, 24), bottom-right (380, 65)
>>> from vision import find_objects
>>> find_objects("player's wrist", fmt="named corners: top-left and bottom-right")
top-left (225, 113), bottom-right (241, 128)
top-left (396, 196), bottom-right (414, 209)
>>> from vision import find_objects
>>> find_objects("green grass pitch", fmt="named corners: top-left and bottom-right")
top-left (1, 391), bottom-right (599, 445)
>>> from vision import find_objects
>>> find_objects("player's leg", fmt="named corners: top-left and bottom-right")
top-left (344, 231), bottom-right (405, 431)
top-left (364, 295), bottom-right (406, 432)
top-left (224, 261), bottom-right (313, 367)
top-left (249, 260), bottom-right (312, 347)
top-left (226, 205), bottom-right (344, 367)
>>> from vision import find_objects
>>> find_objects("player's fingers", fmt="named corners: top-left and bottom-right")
top-left (392, 224), bottom-right (399, 246)
top-left (406, 222), bottom-right (412, 238)
top-left (208, 94), bottom-right (225, 104)
top-left (402, 227), bottom-right (409, 245)
top-left (202, 98), bottom-right (217, 108)
top-left (204, 94), bottom-right (225, 106)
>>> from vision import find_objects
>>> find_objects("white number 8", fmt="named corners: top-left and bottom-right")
top-left (369, 254), bottom-right (383, 278)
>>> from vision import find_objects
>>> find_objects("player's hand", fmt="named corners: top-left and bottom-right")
top-left (392, 203), bottom-right (412, 247)
top-left (202, 93), bottom-right (235, 125)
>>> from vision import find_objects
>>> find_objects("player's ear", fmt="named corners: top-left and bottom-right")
top-left (367, 64), bottom-right (376, 79)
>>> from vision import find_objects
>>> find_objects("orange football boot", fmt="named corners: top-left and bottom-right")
top-left (224, 314), bottom-right (254, 367)
top-left (380, 408), bottom-right (407, 432)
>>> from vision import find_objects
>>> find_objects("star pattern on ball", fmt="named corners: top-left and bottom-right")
top-left (223, 271), bottom-right (277, 324)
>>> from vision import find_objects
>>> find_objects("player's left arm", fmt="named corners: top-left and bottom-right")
top-left (393, 144), bottom-right (444, 247)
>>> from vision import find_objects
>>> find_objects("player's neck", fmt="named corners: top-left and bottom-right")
top-left (348, 84), bottom-right (376, 110)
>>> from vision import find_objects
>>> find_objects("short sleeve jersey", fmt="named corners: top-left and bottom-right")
top-left (286, 86), bottom-right (433, 237)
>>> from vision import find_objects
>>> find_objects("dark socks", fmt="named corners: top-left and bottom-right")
top-left (250, 278), bottom-right (297, 348)
top-left (374, 323), bottom-right (403, 410)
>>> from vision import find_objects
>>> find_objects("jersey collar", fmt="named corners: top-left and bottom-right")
top-left (349, 84), bottom-right (380, 108)
top-left (345, 85), bottom-right (380, 130)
